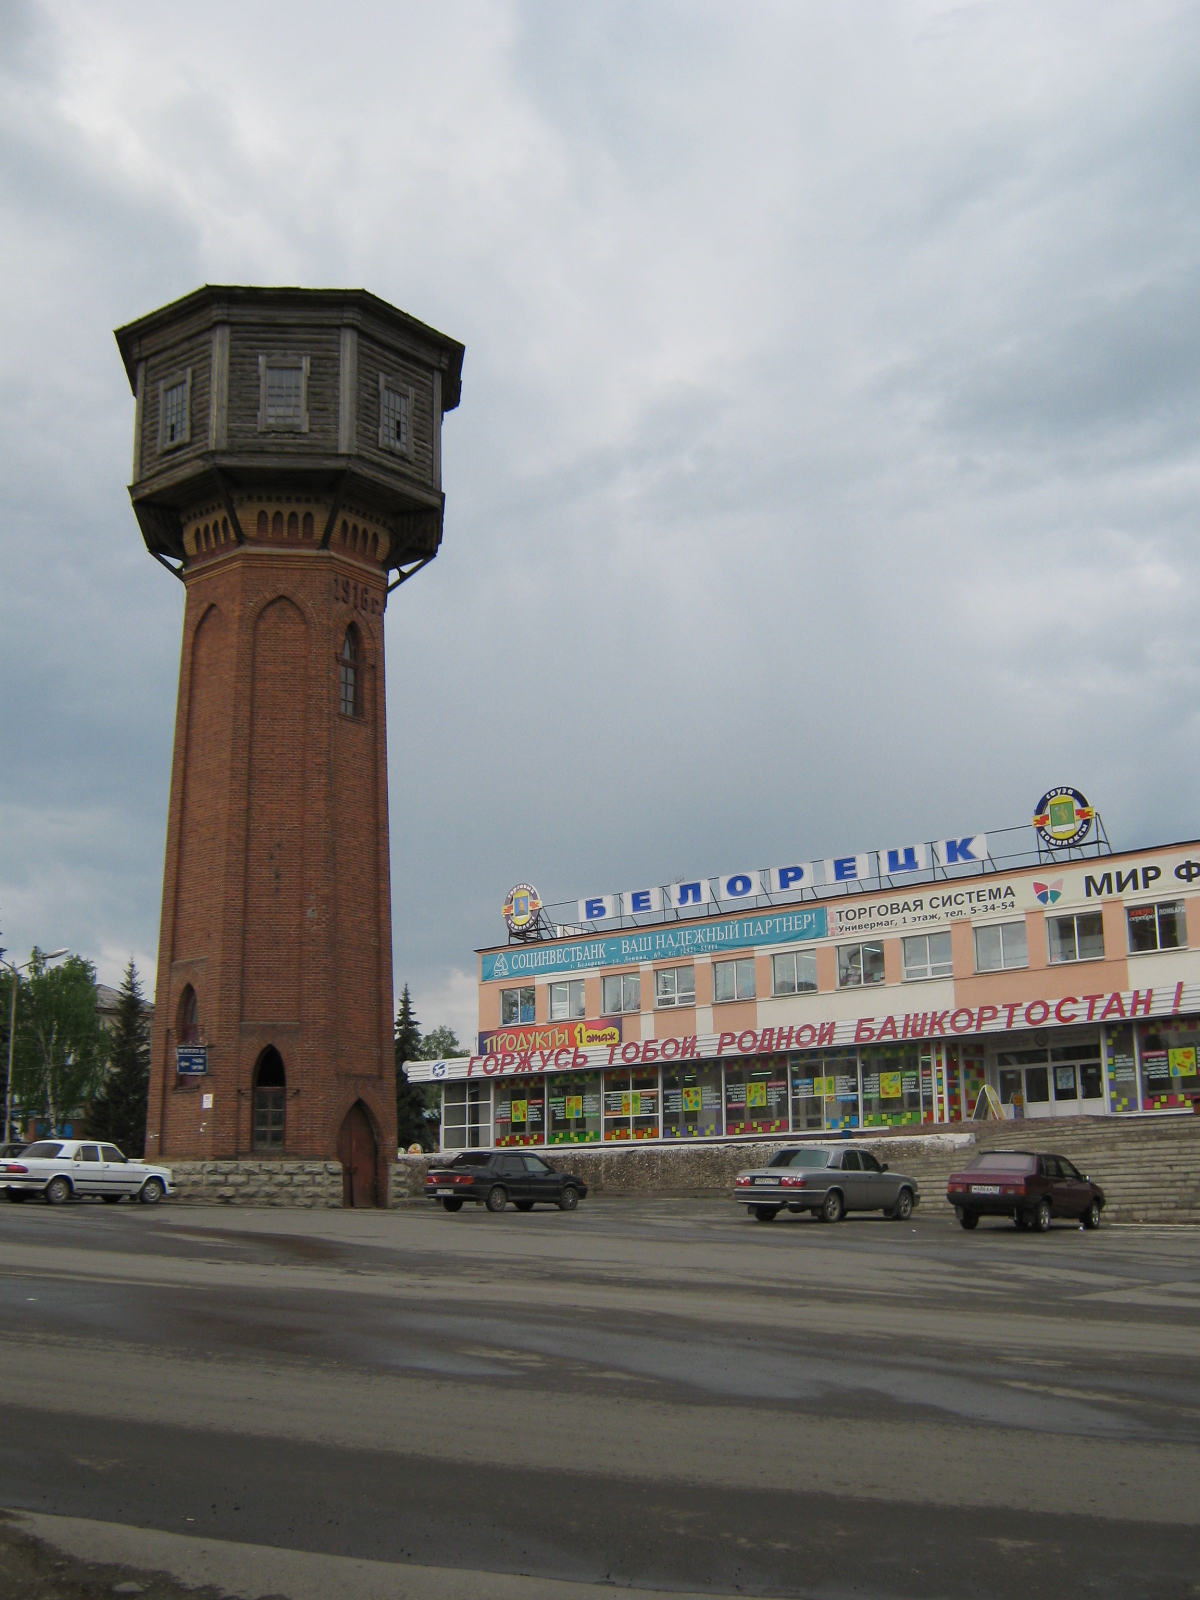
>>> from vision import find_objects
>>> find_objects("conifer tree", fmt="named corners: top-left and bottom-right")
top-left (394, 984), bottom-right (433, 1150)
top-left (88, 958), bottom-right (150, 1155)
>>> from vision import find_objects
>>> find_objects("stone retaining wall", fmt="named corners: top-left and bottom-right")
top-left (169, 1160), bottom-right (344, 1207)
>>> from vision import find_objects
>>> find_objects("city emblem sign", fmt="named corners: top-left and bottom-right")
top-left (1032, 787), bottom-right (1094, 848)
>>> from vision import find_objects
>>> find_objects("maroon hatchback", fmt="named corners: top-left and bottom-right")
top-left (946, 1151), bottom-right (1105, 1233)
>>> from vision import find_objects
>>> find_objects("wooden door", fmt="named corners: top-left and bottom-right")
top-left (337, 1102), bottom-right (378, 1208)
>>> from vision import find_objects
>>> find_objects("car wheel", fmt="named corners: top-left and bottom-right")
top-left (44, 1175), bottom-right (72, 1206)
top-left (515, 1201), bottom-right (534, 1212)
top-left (139, 1177), bottom-right (165, 1206)
top-left (486, 1185), bottom-right (508, 1213)
top-left (441, 1197), bottom-right (463, 1212)
top-left (821, 1190), bottom-right (843, 1224)
top-left (893, 1188), bottom-right (914, 1222)
top-left (557, 1186), bottom-right (580, 1213)
top-left (752, 1205), bottom-right (779, 1222)
top-left (957, 1208), bottom-right (978, 1230)
top-left (1082, 1198), bottom-right (1101, 1231)
top-left (1033, 1198), bottom-right (1052, 1233)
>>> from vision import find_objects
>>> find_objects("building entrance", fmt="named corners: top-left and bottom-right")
top-left (996, 1036), bottom-right (1104, 1119)
top-left (337, 1102), bottom-right (378, 1207)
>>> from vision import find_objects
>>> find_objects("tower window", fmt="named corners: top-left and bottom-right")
top-left (158, 370), bottom-right (192, 451)
top-left (257, 355), bottom-right (310, 432)
top-left (339, 628), bottom-right (359, 717)
top-left (252, 1048), bottom-right (286, 1152)
top-left (178, 985), bottom-right (199, 1045)
top-left (378, 376), bottom-right (413, 457)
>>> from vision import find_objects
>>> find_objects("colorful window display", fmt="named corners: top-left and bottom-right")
top-left (494, 1076), bottom-right (545, 1146)
top-left (547, 1070), bottom-right (602, 1143)
top-left (603, 1067), bottom-right (660, 1140)
top-left (662, 1062), bottom-right (723, 1138)
top-left (860, 1045), bottom-right (923, 1127)
top-left (1104, 1024), bottom-right (1139, 1113)
top-left (725, 1056), bottom-right (789, 1135)
top-left (789, 1048), bottom-right (859, 1131)
top-left (1138, 1018), bottom-right (1200, 1110)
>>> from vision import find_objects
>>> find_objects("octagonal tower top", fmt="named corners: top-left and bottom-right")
top-left (115, 285), bottom-right (464, 576)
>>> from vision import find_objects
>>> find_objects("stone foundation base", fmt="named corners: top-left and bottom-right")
top-left (169, 1160), bottom-right (344, 1207)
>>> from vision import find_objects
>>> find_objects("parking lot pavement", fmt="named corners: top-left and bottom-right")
top-left (1, 1197), bottom-right (1198, 1599)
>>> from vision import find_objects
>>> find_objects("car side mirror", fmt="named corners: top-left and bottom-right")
top-left (881, 1163), bottom-right (889, 1172)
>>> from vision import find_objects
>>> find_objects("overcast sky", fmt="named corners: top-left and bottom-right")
top-left (1, 0), bottom-right (1198, 1043)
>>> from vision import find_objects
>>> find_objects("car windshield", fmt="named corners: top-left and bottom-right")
top-left (967, 1152), bottom-right (1036, 1173)
top-left (767, 1148), bottom-right (831, 1169)
top-left (21, 1142), bottom-right (64, 1159)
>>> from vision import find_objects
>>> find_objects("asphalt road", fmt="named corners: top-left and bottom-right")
top-left (0, 1194), bottom-right (1198, 1600)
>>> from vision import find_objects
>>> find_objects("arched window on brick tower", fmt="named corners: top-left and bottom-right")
top-left (178, 986), bottom-right (199, 1045)
top-left (253, 1047), bottom-right (286, 1152)
top-left (339, 626), bottom-right (359, 718)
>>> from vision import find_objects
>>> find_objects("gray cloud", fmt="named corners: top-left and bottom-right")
top-left (1, 1), bottom-right (1198, 1042)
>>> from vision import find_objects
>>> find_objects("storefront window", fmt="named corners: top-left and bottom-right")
top-left (860, 1045), bottom-right (922, 1127)
top-left (500, 986), bottom-right (535, 1025)
top-left (837, 942), bottom-right (885, 987)
top-left (603, 1067), bottom-right (660, 1140)
top-left (547, 1070), bottom-right (601, 1144)
top-left (789, 1056), bottom-right (825, 1130)
top-left (548, 980), bottom-right (586, 1020)
top-left (602, 973), bottom-right (641, 1014)
top-left (493, 1076), bottom-right (545, 1146)
top-left (1138, 1018), bottom-right (1200, 1111)
top-left (662, 1062), bottom-right (723, 1138)
top-left (772, 950), bottom-right (817, 995)
top-left (1127, 901), bottom-right (1187, 954)
top-left (1104, 1024), bottom-right (1139, 1113)
top-left (1047, 912), bottom-right (1104, 964)
top-left (901, 933), bottom-right (952, 981)
top-left (974, 920), bottom-right (1028, 972)
top-left (654, 967), bottom-right (695, 1008)
top-left (724, 1055), bottom-right (790, 1135)
top-left (441, 1081), bottom-right (491, 1149)
top-left (713, 959), bottom-right (755, 1002)
top-left (790, 1048), bottom-right (859, 1130)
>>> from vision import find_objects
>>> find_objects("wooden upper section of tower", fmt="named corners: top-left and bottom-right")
top-left (114, 286), bottom-right (465, 573)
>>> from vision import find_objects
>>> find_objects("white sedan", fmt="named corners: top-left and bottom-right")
top-left (1, 1139), bottom-right (173, 1205)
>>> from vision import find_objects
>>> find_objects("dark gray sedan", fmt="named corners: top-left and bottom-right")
top-left (733, 1144), bottom-right (920, 1223)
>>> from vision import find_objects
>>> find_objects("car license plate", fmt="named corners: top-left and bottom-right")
top-left (436, 1187), bottom-right (453, 1196)
top-left (971, 1184), bottom-right (1000, 1195)
top-left (754, 1177), bottom-right (775, 1185)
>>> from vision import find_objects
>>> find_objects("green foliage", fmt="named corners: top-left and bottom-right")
top-left (394, 985), bottom-right (434, 1151)
top-left (87, 958), bottom-right (151, 1156)
top-left (13, 950), bottom-right (109, 1134)
top-left (417, 1024), bottom-right (466, 1060)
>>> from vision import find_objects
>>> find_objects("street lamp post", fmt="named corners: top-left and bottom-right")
top-left (3, 949), bottom-right (69, 1145)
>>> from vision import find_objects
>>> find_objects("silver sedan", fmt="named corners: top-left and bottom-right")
top-left (734, 1144), bottom-right (920, 1224)
top-left (2, 1139), bottom-right (173, 1205)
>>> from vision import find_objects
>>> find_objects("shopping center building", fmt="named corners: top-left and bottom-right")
top-left (405, 810), bottom-right (1200, 1151)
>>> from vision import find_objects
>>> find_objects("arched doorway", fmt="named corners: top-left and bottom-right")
top-left (337, 1101), bottom-right (378, 1207)
top-left (252, 1047), bottom-right (286, 1152)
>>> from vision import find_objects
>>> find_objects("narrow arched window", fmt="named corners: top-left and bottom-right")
top-left (252, 1047), bottom-right (286, 1152)
top-left (339, 628), bottom-right (359, 717)
top-left (257, 510), bottom-right (268, 538)
top-left (178, 985), bottom-right (199, 1045)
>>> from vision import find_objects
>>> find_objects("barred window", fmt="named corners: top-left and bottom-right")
top-left (159, 370), bottom-right (191, 451)
top-left (266, 366), bottom-right (303, 426)
top-left (339, 628), bottom-right (359, 717)
top-left (380, 381), bottom-right (411, 453)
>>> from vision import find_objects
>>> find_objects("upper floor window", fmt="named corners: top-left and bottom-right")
top-left (178, 985), bottom-right (199, 1044)
top-left (975, 920), bottom-right (1028, 972)
top-left (339, 629), bottom-right (359, 717)
top-left (158, 370), bottom-right (191, 451)
top-left (902, 932), bottom-right (953, 981)
top-left (713, 958), bottom-right (755, 1003)
top-left (500, 986), bottom-right (535, 1025)
top-left (1047, 911), bottom-right (1104, 964)
top-left (772, 950), bottom-right (817, 995)
top-left (602, 973), bottom-right (641, 1014)
top-left (655, 966), bottom-right (696, 1008)
top-left (837, 941), bottom-right (885, 988)
top-left (1128, 900), bottom-right (1187, 954)
top-left (549, 980), bottom-right (585, 1021)
top-left (258, 354), bottom-right (310, 432)
top-left (379, 377), bottom-right (413, 456)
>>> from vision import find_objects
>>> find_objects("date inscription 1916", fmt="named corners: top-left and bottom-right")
top-left (333, 576), bottom-right (381, 618)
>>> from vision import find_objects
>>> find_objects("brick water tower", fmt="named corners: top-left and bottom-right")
top-left (116, 288), bottom-right (463, 1204)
